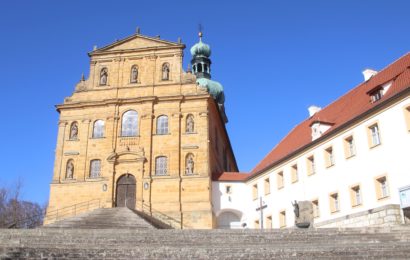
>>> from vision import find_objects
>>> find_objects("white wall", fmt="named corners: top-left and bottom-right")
top-left (213, 95), bottom-right (410, 228)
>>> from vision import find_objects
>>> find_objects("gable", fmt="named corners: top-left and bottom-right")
top-left (90, 34), bottom-right (184, 55)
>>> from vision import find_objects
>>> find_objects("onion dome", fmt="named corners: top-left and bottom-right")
top-left (190, 32), bottom-right (211, 58)
top-left (196, 78), bottom-right (225, 104)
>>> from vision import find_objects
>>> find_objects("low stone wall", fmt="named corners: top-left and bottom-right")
top-left (315, 204), bottom-right (403, 228)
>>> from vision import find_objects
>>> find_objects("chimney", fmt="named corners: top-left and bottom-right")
top-left (362, 68), bottom-right (378, 81)
top-left (308, 105), bottom-right (321, 117)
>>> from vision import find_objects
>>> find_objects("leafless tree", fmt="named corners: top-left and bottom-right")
top-left (0, 180), bottom-right (45, 229)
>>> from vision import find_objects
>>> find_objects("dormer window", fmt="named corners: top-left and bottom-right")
top-left (367, 81), bottom-right (392, 103)
top-left (369, 88), bottom-right (383, 103)
top-left (310, 121), bottom-right (333, 141)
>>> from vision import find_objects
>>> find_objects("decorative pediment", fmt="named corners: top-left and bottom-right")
top-left (107, 148), bottom-right (146, 164)
top-left (90, 34), bottom-right (184, 55)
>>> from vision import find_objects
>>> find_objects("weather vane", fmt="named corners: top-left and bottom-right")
top-left (198, 23), bottom-right (203, 39)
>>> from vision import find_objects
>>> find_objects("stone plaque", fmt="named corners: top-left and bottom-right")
top-left (293, 200), bottom-right (314, 228)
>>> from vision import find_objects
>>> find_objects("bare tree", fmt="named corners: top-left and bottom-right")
top-left (0, 180), bottom-right (45, 229)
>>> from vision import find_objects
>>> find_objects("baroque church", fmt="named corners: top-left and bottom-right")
top-left (46, 30), bottom-right (237, 229)
top-left (46, 29), bottom-right (410, 230)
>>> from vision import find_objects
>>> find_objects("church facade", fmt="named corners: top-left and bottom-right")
top-left (46, 29), bottom-right (410, 230)
top-left (45, 31), bottom-right (237, 229)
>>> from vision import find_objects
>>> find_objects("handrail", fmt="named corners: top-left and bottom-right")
top-left (137, 202), bottom-right (184, 229)
top-left (45, 199), bottom-right (101, 224)
top-left (6, 199), bottom-right (102, 229)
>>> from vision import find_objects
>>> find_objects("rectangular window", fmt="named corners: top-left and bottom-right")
top-left (252, 184), bottom-right (258, 200)
top-left (254, 220), bottom-right (260, 229)
top-left (307, 156), bottom-right (316, 176)
top-left (350, 185), bottom-right (362, 207)
top-left (329, 192), bottom-right (340, 213)
top-left (266, 215), bottom-right (272, 229)
top-left (90, 160), bottom-right (101, 178)
top-left (404, 106), bottom-right (410, 131)
top-left (370, 88), bottom-right (383, 103)
top-left (279, 210), bottom-right (286, 228)
top-left (225, 185), bottom-right (232, 194)
top-left (368, 123), bottom-right (381, 147)
top-left (264, 178), bottom-right (270, 195)
top-left (344, 136), bottom-right (356, 158)
top-left (324, 146), bottom-right (335, 167)
top-left (375, 176), bottom-right (389, 200)
top-left (291, 164), bottom-right (298, 183)
top-left (155, 156), bottom-right (168, 176)
top-left (312, 199), bottom-right (320, 218)
top-left (277, 171), bottom-right (284, 189)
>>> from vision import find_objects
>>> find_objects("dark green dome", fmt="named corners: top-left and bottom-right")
top-left (196, 78), bottom-right (224, 104)
top-left (190, 36), bottom-right (211, 58)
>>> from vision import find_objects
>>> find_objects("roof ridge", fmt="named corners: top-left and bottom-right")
top-left (313, 52), bottom-right (410, 119)
top-left (89, 33), bottom-right (183, 54)
top-left (248, 51), bottom-right (410, 177)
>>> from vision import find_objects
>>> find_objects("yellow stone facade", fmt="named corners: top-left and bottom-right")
top-left (45, 33), bottom-right (237, 229)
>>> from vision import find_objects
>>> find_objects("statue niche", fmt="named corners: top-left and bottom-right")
top-left (162, 63), bottom-right (170, 80)
top-left (186, 114), bottom-right (194, 133)
top-left (66, 160), bottom-right (74, 179)
top-left (185, 153), bottom-right (195, 175)
top-left (69, 122), bottom-right (78, 140)
top-left (130, 66), bottom-right (138, 83)
top-left (100, 68), bottom-right (108, 86)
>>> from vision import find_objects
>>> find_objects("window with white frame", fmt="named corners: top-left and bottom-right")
top-left (375, 176), bottom-right (389, 199)
top-left (307, 156), bottom-right (316, 176)
top-left (369, 124), bottom-right (381, 146)
top-left (330, 192), bottom-right (339, 213)
top-left (325, 147), bottom-right (335, 167)
top-left (350, 185), bottom-right (362, 207)
top-left (291, 164), bottom-right (298, 183)
top-left (344, 136), bottom-right (356, 158)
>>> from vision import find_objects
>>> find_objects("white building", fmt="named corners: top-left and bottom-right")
top-left (213, 52), bottom-right (410, 229)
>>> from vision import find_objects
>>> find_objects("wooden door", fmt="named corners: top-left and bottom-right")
top-left (116, 174), bottom-right (136, 209)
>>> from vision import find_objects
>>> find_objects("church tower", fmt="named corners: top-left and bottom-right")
top-left (45, 30), bottom-right (237, 229)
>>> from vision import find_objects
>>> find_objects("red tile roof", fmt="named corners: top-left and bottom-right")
top-left (215, 52), bottom-right (410, 182)
top-left (216, 172), bottom-right (249, 181)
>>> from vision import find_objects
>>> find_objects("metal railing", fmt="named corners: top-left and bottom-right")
top-left (44, 199), bottom-right (101, 225)
top-left (136, 202), bottom-right (184, 229)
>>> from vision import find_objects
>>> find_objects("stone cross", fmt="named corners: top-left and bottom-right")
top-left (256, 197), bottom-right (267, 229)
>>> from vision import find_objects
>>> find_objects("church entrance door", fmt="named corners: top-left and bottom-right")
top-left (116, 174), bottom-right (136, 209)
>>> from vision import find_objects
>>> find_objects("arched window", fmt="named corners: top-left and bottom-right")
top-left (185, 153), bottom-right (195, 175)
top-left (186, 114), bottom-right (194, 133)
top-left (99, 68), bottom-right (108, 86)
top-left (156, 115), bottom-right (168, 135)
top-left (130, 65), bottom-right (138, 83)
top-left (66, 159), bottom-right (74, 179)
top-left (162, 63), bottom-right (170, 80)
top-left (93, 120), bottom-right (105, 138)
top-left (69, 122), bottom-right (78, 140)
top-left (90, 159), bottom-right (101, 178)
top-left (121, 110), bottom-right (138, 137)
top-left (155, 156), bottom-right (168, 176)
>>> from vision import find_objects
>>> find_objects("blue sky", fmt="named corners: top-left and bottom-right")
top-left (1, 1), bottom-right (409, 205)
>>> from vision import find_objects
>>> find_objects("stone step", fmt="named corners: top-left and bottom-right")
top-left (2, 245), bottom-right (410, 259)
top-left (45, 207), bottom-right (155, 229)
top-left (2, 227), bottom-right (410, 259)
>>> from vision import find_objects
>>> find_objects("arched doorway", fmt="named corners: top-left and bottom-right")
top-left (116, 174), bottom-right (136, 209)
top-left (217, 211), bottom-right (242, 229)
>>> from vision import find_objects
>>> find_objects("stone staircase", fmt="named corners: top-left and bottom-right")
top-left (45, 207), bottom-right (155, 229)
top-left (1, 226), bottom-right (410, 259)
